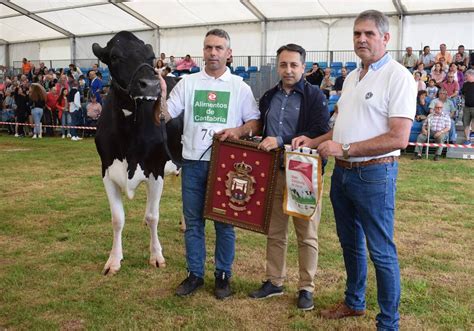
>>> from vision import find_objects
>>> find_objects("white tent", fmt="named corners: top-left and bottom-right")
top-left (0, 0), bottom-right (473, 66)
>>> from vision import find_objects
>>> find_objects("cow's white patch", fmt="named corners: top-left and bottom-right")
top-left (164, 160), bottom-right (180, 176)
top-left (105, 159), bottom-right (147, 199)
top-left (122, 109), bottom-right (133, 117)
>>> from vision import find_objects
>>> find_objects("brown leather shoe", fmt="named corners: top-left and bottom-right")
top-left (320, 302), bottom-right (365, 319)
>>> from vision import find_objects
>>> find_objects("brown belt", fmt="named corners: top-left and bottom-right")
top-left (335, 156), bottom-right (399, 169)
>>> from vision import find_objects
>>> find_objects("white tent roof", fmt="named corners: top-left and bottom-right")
top-left (0, 0), bottom-right (473, 44)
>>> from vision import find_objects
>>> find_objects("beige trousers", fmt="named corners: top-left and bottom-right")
top-left (266, 170), bottom-right (322, 292)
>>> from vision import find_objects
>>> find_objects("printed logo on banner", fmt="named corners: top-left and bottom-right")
top-left (193, 90), bottom-right (230, 123)
top-left (287, 160), bottom-right (316, 207)
top-left (225, 161), bottom-right (256, 211)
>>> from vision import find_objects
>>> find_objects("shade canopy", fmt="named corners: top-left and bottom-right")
top-left (1, 0), bottom-right (473, 44)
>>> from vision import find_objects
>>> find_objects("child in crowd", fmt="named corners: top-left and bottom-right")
top-left (426, 79), bottom-right (439, 99)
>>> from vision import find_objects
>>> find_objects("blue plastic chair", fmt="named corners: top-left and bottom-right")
top-left (238, 72), bottom-right (249, 80)
top-left (235, 66), bottom-right (246, 73)
top-left (318, 62), bottom-right (328, 69)
top-left (247, 66), bottom-right (258, 73)
top-left (329, 94), bottom-right (340, 102)
top-left (190, 66), bottom-right (200, 73)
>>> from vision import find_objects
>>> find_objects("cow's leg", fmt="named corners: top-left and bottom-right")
top-left (103, 176), bottom-right (125, 275)
top-left (145, 175), bottom-right (166, 268)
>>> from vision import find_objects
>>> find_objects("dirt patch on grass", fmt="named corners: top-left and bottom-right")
top-left (60, 319), bottom-right (85, 331)
top-left (2, 148), bottom-right (31, 152)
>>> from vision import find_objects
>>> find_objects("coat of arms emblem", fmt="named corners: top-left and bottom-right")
top-left (225, 161), bottom-right (256, 211)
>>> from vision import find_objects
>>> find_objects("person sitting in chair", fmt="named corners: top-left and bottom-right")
top-left (413, 100), bottom-right (451, 161)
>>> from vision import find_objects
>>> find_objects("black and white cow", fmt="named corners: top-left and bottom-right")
top-left (92, 31), bottom-right (182, 275)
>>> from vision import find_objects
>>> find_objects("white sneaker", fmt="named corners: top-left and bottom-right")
top-left (67, 133), bottom-right (71, 138)
top-left (71, 136), bottom-right (78, 141)
top-left (38, 134), bottom-right (42, 139)
top-left (76, 137), bottom-right (83, 141)
top-left (32, 134), bottom-right (37, 139)
top-left (61, 135), bottom-right (65, 139)
top-left (15, 133), bottom-right (19, 137)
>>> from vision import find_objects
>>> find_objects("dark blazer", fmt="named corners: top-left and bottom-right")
top-left (259, 77), bottom-right (330, 145)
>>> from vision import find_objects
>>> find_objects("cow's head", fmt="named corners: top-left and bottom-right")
top-left (92, 31), bottom-right (159, 101)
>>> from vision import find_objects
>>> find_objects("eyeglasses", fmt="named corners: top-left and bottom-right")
top-left (434, 106), bottom-right (443, 109)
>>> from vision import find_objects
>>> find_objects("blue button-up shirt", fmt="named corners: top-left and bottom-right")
top-left (265, 85), bottom-right (301, 147)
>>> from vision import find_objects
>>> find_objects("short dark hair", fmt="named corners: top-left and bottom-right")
top-left (423, 46), bottom-right (430, 51)
top-left (205, 29), bottom-right (231, 48)
top-left (276, 44), bottom-right (306, 63)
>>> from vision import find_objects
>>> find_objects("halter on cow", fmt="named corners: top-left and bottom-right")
top-left (93, 31), bottom-right (182, 275)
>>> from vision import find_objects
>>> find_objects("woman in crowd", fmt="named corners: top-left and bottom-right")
top-left (2, 90), bottom-right (16, 135)
top-left (45, 86), bottom-right (59, 135)
top-left (414, 71), bottom-right (426, 91)
top-left (29, 83), bottom-right (47, 139)
top-left (154, 59), bottom-right (165, 75)
top-left (413, 63), bottom-right (428, 82)
top-left (320, 67), bottom-right (335, 99)
top-left (55, 74), bottom-right (69, 94)
top-left (56, 87), bottom-right (71, 138)
top-left (415, 90), bottom-right (430, 122)
top-left (69, 64), bottom-right (83, 80)
top-left (431, 62), bottom-right (446, 86)
top-left (447, 63), bottom-right (459, 82)
top-left (13, 86), bottom-right (29, 137)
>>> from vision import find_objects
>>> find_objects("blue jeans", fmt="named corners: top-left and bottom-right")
top-left (330, 162), bottom-right (400, 331)
top-left (181, 160), bottom-right (235, 279)
top-left (449, 118), bottom-right (457, 143)
top-left (70, 110), bottom-right (82, 137)
top-left (31, 107), bottom-right (43, 135)
top-left (61, 112), bottom-right (72, 136)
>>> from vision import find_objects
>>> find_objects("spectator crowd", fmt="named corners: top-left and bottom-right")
top-left (0, 60), bottom-right (104, 140)
top-left (1, 45), bottom-right (473, 152)
top-left (303, 43), bottom-right (473, 160)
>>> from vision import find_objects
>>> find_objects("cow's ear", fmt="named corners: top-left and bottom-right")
top-left (92, 43), bottom-right (105, 61)
top-left (145, 44), bottom-right (155, 56)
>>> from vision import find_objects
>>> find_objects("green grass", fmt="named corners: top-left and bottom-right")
top-left (0, 135), bottom-right (473, 330)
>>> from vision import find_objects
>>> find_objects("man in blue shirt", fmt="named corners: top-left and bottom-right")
top-left (248, 44), bottom-right (329, 311)
top-left (89, 70), bottom-right (103, 104)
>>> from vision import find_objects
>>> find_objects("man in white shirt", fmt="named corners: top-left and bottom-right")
top-left (164, 29), bottom-right (260, 300)
top-left (292, 10), bottom-right (416, 330)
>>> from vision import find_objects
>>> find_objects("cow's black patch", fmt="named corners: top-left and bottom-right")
top-left (93, 31), bottom-right (182, 180)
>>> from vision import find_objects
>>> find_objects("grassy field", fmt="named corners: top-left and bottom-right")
top-left (0, 135), bottom-right (473, 330)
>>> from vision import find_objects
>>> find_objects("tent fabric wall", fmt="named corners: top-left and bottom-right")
top-left (402, 13), bottom-right (474, 50)
top-left (159, 23), bottom-right (261, 59)
top-left (266, 20), bottom-right (328, 55)
top-left (39, 39), bottom-right (70, 61)
top-left (9, 42), bottom-right (40, 66)
top-left (75, 30), bottom-right (156, 63)
top-left (1, 13), bottom-right (473, 67)
top-left (0, 45), bottom-right (6, 67)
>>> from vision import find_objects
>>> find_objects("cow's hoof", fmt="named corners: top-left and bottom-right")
top-left (149, 257), bottom-right (166, 268)
top-left (179, 217), bottom-right (186, 232)
top-left (103, 257), bottom-right (121, 275)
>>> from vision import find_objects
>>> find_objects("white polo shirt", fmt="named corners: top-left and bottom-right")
top-left (167, 67), bottom-right (259, 161)
top-left (333, 54), bottom-right (416, 162)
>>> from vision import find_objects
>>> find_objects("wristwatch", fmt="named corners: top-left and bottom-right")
top-left (342, 143), bottom-right (351, 159)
